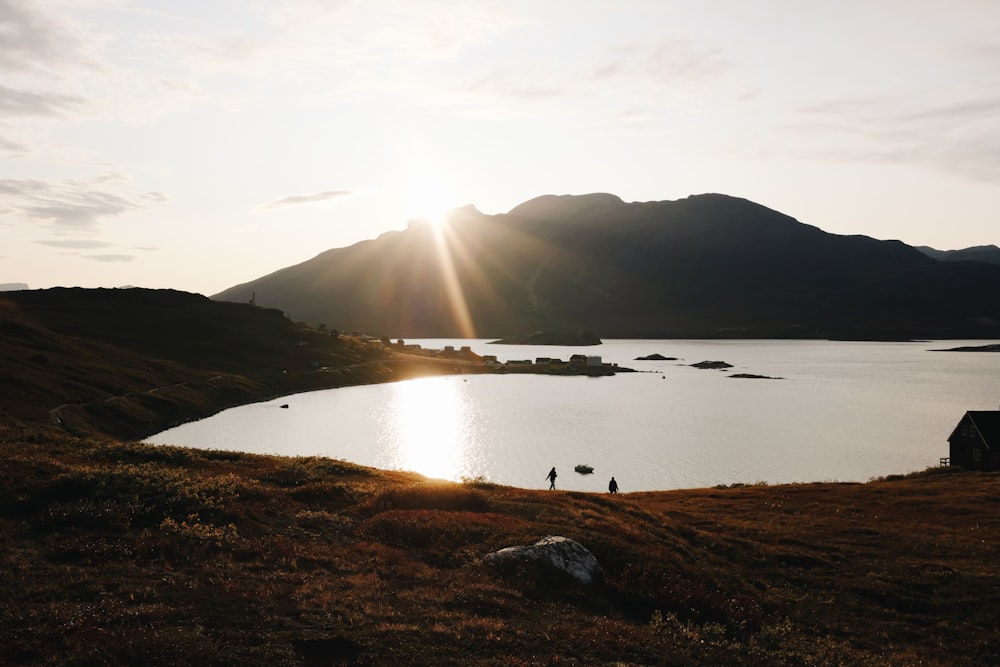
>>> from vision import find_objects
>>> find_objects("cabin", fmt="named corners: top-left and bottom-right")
top-left (947, 411), bottom-right (1000, 471)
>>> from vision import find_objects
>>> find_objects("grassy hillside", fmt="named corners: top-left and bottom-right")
top-left (0, 288), bottom-right (489, 439)
top-left (3, 430), bottom-right (997, 666)
top-left (2, 288), bottom-right (998, 665)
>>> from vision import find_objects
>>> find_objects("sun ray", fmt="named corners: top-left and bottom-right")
top-left (404, 161), bottom-right (478, 337)
top-left (431, 219), bottom-right (477, 339)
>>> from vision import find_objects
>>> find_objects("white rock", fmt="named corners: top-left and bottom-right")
top-left (484, 535), bottom-right (602, 584)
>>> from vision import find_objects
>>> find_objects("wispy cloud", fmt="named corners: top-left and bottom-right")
top-left (259, 188), bottom-right (372, 211)
top-left (0, 134), bottom-right (30, 157)
top-left (0, 83), bottom-right (85, 118)
top-left (794, 91), bottom-right (1000, 182)
top-left (0, 175), bottom-right (169, 233)
top-left (85, 254), bottom-right (135, 263)
top-left (0, 0), bottom-right (95, 75)
top-left (36, 239), bottom-right (113, 249)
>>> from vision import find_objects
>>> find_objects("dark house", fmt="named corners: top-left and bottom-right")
top-left (948, 411), bottom-right (1000, 471)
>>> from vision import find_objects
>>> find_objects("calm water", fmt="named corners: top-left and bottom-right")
top-left (146, 340), bottom-right (1000, 492)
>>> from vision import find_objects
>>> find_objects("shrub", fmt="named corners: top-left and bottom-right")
top-left (364, 510), bottom-right (521, 549)
top-left (37, 464), bottom-right (243, 528)
top-left (263, 456), bottom-right (373, 488)
top-left (619, 562), bottom-right (764, 633)
top-left (368, 484), bottom-right (491, 513)
top-left (92, 441), bottom-right (193, 465)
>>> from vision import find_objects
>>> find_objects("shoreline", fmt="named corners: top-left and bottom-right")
top-left (54, 349), bottom-right (634, 442)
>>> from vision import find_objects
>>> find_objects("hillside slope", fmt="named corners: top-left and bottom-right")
top-left (0, 288), bottom-right (482, 439)
top-left (214, 193), bottom-right (1000, 340)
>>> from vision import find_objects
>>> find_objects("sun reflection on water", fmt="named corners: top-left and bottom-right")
top-left (380, 376), bottom-right (479, 481)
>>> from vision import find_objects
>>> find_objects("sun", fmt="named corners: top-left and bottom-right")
top-left (407, 165), bottom-right (456, 230)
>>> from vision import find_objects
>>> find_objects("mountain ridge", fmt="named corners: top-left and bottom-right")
top-left (214, 193), bottom-right (1000, 340)
top-left (916, 244), bottom-right (1000, 265)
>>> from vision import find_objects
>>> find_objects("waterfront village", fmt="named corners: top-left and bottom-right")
top-left (385, 338), bottom-right (630, 377)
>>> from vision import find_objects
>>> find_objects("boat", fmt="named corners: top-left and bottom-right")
top-left (574, 464), bottom-right (594, 474)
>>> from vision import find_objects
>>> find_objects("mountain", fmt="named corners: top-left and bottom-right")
top-left (916, 244), bottom-right (1000, 266)
top-left (214, 193), bottom-right (1000, 339)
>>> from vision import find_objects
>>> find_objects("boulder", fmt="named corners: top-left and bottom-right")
top-left (483, 535), bottom-right (602, 584)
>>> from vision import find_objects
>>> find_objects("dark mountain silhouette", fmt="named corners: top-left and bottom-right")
top-left (214, 193), bottom-right (1000, 339)
top-left (916, 244), bottom-right (1000, 266)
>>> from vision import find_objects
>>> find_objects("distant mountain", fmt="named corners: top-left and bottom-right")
top-left (214, 193), bottom-right (1000, 339)
top-left (0, 283), bottom-right (29, 291)
top-left (915, 245), bottom-right (1000, 266)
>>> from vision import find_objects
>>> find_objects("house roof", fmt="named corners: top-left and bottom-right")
top-left (952, 411), bottom-right (1000, 449)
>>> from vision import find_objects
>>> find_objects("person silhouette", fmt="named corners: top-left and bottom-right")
top-left (546, 467), bottom-right (557, 490)
top-left (608, 476), bottom-right (619, 494)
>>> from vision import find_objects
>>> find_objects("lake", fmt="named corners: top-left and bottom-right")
top-left (146, 339), bottom-right (1000, 492)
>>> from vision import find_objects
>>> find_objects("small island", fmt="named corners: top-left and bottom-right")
top-left (690, 360), bottom-right (734, 370)
top-left (931, 343), bottom-right (1000, 352)
top-left (489, 331), bottom-right (602, 346)
top-left (635, 353), bottom-right (678, 361)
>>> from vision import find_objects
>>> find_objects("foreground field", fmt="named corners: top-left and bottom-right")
top-left (2, 425), bottom-right (998, 666)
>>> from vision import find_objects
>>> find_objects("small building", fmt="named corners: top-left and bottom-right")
top-left (586, 356), bottom-right (602, 367)
top-left (948, 410), bottom-right (1000, 471)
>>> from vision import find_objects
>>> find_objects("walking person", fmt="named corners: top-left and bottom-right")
top-left (608, 476), bottom-right (619, 494)
top-left (546, 467), bottom-right (557, 490)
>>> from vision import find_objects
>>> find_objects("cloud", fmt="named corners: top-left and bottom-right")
top-left (0, 134), bottom-right (30, 157)
top-left (85, 254), bottom-right (135, 263)
top-left (794, 92), bottom-right (1000, 182)
top-left (36, 239), bottom-right (113, 249)
top-left (0, 82), bottom-right (85, 118)
top-left (259, 188), bottom-right (371, 210)
top-left (0, 175), bottom-right (169, 233)
top-left (0, 0), bottom-right (94, 75)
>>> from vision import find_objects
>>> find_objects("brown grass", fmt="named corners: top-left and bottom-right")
top-left (2, 426), bottom-right (998, 666)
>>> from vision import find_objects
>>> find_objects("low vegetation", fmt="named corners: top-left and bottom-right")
top-left (2, 424), bottom-right (998, 666)
top-left (2, 288), bottom-right (999, 665)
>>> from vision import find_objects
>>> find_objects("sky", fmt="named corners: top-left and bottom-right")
top-left (3, 0), bottom-right (999, 296)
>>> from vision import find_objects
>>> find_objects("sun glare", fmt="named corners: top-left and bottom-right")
top-left (383, 376), bottom-right (476, 481)
top-left (407, 166), bottom-right (456, 229)
top-left (404, 160), bottom-right (477, 338)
